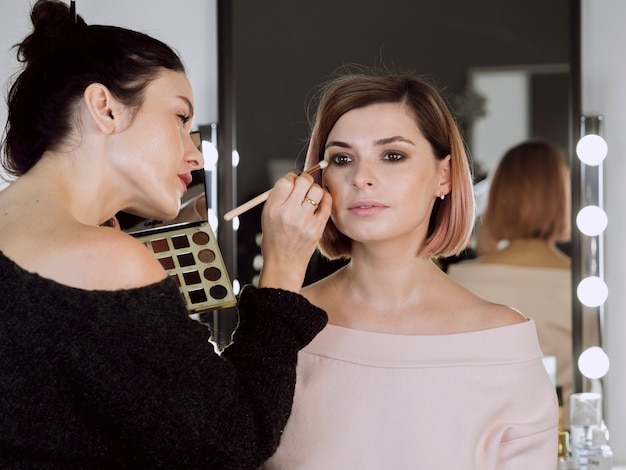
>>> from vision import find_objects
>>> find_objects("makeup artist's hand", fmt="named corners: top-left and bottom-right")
top-left (259, 170), bottom-right (331, 292)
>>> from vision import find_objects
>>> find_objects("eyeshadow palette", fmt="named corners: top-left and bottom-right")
top-left (134, 221), bottom-right (237, 313)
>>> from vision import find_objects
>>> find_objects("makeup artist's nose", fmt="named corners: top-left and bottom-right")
top-left (351, 159), bottom-right (376, 188)
top-left (185, 135), bottom-right (205, 171)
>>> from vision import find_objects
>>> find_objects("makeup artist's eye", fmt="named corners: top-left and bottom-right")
top-left (178, 114), bottom-right (191, 125)
top-left (329, 153), bottom-right (352, 166)
top-left (382, 151), bottom-right (406, 162)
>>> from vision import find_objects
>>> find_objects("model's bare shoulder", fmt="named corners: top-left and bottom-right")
top-left (446, 280), bottom-right (528, 332)
top-left (480, 302), bottom-right (528, 328)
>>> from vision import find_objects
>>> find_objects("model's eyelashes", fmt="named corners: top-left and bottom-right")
top-left (328, 150), bottom-right (407, 166)
top-left (178, 113), bottom-right (191, 125)
top-left (329, 153), bottom-right (352, 166)
top-left (382, 151), bottom-right (406, 162)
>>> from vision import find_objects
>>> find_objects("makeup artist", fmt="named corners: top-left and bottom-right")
top-left (0, 1), bottom-right (330, 468)
top-left (263, 69), bottom-right (558, 469)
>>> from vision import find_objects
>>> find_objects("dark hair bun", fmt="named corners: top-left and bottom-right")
top-left (2, 0), bottom-right (184, 177)
top-left (17, 0), bottom-right (86, 63)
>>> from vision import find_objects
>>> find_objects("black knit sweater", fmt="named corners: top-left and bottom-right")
top-left (0, 252), bottom-right (327, 469)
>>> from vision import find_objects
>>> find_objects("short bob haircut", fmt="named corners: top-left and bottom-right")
top-left (484, 139), bottom-right (570, 242)
top-left (304, 69), bottom-right (475, 260)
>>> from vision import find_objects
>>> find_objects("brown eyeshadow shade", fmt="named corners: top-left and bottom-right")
top-left (177, 252), bottom-right (195, 267)
top-left (158, 256), bottom-right (175, 270)
top-left (189, 289), bottom-right (208, 304)
top-left (171, 234), bottom-right (190, 249)
top-left (192, 231), bottom-right (210, 245)
top-left (151, 238), bottom-right (169, 253)
top-left (170, 274), bottom-right (181, 287)
top-left (183, 270), bottom-right (202, 286)
top-left (198, 249), bottom-right (216, 263)
top-left (204, 267), bottom-right (222, 281)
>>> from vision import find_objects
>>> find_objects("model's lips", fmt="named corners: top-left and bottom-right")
top-left (348, 200), bottom-right (387, 215)
top-left (349, 200), bottom-right (385, 209)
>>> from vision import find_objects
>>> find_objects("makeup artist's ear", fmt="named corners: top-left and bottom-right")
top-left (437, 154), bottom-right (452, 197)
top-left (83, 83), bottom-right (124, 135)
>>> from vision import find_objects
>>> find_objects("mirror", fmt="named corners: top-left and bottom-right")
top-left (228, 0), bottom-right (579, 417)
top-left (461, 64), bottom-right (570, 179)
top-left (230, 0), bottom-right (572, 286)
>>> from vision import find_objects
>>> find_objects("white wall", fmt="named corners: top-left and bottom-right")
top-left (466, 71), bottom-right (529, 217)
top-left (469, 70), bottom-right (529, 177)
top-left (582, 0), bottom-right (626, 463)
top-left (0, 0), bottom-right (217, 188)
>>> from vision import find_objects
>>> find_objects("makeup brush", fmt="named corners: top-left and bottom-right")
top-left (223, 160), bottom-right (328, 221)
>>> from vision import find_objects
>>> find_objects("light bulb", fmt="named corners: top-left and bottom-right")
top-left (202, 140), bottom-right (219, 169)
top-left (232, 149), bottom-right (240, 167)
top-left (576, 134), bottom-right (608, 166)
top-left (578, 346), bottom-right (610, 379)
top-left (576, 205), bottom-right (608, 236)
top-left (577, 276), bottom-right (608, 307)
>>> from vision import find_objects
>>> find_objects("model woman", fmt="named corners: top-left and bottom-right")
top-left (0, 1), bottom-right (330, 468)
top-left (264, 71), bottom-right (558, 468)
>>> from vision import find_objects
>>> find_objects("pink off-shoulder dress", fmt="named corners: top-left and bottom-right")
top-left (264, 319), bottom-right (558, 470)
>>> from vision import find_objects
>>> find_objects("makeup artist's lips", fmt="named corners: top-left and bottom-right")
top-left (348, 200), bottom-right (387, 216)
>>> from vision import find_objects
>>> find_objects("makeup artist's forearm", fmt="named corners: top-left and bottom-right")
top-left (257, 263), bottom-right (305, 293)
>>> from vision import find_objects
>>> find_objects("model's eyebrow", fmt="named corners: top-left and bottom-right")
top-left (374, 136), bottom-right (415, 146)
top-left (177, 95), bottom-right (195, 117)
top-left (325, 140), bottom-right (351, 150)
top-left (325, 136), bottom-right (415, 150)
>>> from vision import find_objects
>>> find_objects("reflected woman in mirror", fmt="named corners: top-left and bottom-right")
top-left (263, 69), bottom-right (558, 468)
top-left (0, 0), bottom-right (331, 467)
top-left (448, 139), bottom-right (575, 427)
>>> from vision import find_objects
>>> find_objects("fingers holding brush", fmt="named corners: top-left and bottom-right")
top-left (264, 169), bottom-right (331, 238)
top-left (223, 160), bottom-right (327, 221)
top-left (259, 169), bottom-right (332, 292)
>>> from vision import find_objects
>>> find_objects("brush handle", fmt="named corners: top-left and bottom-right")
top-left (223, 189), bottom-right (271, 221)
top-left (222, 161), bottom-right (327, 221)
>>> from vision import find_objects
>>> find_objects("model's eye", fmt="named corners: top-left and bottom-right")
top-left (330, 153), bottom-right (352, 166)
top-left (382, 151), bottom-right (405, 162)
top-left (178, 114), bottom-right (191, 125)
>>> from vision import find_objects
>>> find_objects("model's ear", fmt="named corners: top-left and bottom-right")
top-left (83, 83), bottom-right (123, 134)
top-left (437, 154), bottom-right (452, 198)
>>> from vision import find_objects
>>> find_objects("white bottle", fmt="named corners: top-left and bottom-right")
top-left (586, 425), bottom-right (613, 470)
top-left (569, 393), bottom-right (613, 470)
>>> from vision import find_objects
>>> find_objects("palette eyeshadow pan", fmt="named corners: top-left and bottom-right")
top-left (134, 221), bottom-right (237, 313)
